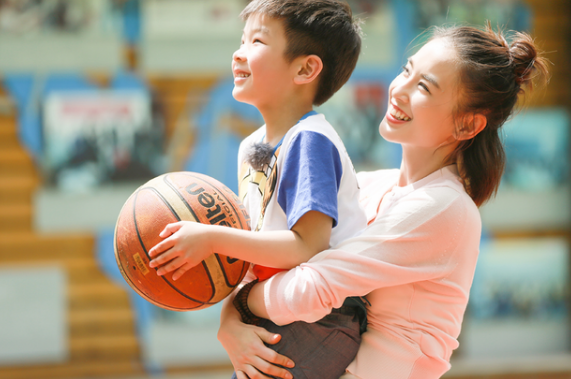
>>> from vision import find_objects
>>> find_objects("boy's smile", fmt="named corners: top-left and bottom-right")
top-left (232, 13), bottom-right (297, 112)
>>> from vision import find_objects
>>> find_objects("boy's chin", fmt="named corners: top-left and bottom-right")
top-left (231, 89), bottom-right (254, 106)
top-left (231, 88), bottom-right (243, 101)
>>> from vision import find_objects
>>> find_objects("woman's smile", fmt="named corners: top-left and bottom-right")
top-left (386, 104), bottom-right (411, 122)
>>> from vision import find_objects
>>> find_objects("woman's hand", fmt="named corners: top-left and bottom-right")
top-left (218, 298), bottom-right (295, 379)
top-left (148, 221), bottom-right (212, 280)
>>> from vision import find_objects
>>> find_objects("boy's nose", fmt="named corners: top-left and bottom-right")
top-left (233, 47), bottom-right (246, 62)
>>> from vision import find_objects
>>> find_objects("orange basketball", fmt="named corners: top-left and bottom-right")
top-left (114, 171), bottom-right (251, 311)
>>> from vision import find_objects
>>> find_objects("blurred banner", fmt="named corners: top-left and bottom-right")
top-left (43, 90), bottom-right (164, 191)
top-left (464, 237), bottom-right (570, 358)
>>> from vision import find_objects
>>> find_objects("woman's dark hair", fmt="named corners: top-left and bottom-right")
top-left (240, 0), bottom-right (362, 105)
top-left (430, 22), bottom-right (550, 206)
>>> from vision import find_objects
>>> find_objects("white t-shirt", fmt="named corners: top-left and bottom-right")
top-left (237, 111), bottom-right (367, 277)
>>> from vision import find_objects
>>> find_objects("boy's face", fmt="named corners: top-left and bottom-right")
top-left (232, 13), bottom-right (296, 110)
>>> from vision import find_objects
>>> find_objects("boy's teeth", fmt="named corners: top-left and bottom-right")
top-left (237, 73), bottom-right (250, 78)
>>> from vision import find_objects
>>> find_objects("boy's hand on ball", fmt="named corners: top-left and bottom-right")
top-left (148, 221), bottom-right (213, 280)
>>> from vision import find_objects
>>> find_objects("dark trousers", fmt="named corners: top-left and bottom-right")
top-left (231, 301), bottom-right (365, 379)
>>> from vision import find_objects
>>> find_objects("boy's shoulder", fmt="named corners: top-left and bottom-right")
top-left (238, 112), bottom-right (346, 162)
top-left (285, 112), bottom-right (343, 147)
top-left (291, 112), bottom-right (332, 132)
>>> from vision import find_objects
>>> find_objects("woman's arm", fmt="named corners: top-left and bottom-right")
top-left (249, 187), bottom-right (481, 324)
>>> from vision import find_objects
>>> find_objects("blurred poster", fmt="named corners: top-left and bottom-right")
top-left (43, 90), bottom-right (164, 191)
top-left (346, 0), bottom-right (398, 69)
top-left (410, 0), bottom-right (530, 32)
top-left (502, 108), bottom-right (570, 192)
top-left (0, 0), bottom-right (119, 35)
top-left (143, 0), bottom-right (243, 39)
top-left (463, 237), bottom-right (570, 358)
top-left (479, 108), bottom-right (570, 231)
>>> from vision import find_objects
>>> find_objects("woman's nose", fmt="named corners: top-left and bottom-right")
top-left (391, 77), bottom-right (410, 103)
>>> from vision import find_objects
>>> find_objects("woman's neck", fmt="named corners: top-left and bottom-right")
top-left (398, 145), bottom-right (456, 187)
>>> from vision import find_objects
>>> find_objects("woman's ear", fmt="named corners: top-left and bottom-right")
top-left (456, 113), bottom-right (487, 140)
top-left (293, 55), bottom-right (323, 85)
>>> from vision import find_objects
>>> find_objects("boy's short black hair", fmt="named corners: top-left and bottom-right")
top-left (240, 0), bottom-right (362, 105)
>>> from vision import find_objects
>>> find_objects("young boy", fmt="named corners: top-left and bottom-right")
top-left (149, 1), bottom-right (367, 377)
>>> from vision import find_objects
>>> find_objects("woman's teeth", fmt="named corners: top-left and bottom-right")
top-left (390, 108), bottom-right (410, 121)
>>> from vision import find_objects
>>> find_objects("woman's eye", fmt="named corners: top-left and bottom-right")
top-left (401, 65), bottom-right (409, 75)
top-left (419, 82), bottom-right (430, 93)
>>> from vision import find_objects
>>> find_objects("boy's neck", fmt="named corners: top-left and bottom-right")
top-left (261, 103), bottom-right (314, 146)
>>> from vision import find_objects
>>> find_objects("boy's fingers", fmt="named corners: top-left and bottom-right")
top-left (156, 257), bottom-right (184, 276)
top-left (159, 222), bottom-right (182, 238)
top-left (149, 253), bottom-right (167, 268)
top-left (172, 262), bottom-right (194, 281)
top-left (149, 248), bottom-right (175, 267)
top-left (148, 239), bottom-right (174, 258)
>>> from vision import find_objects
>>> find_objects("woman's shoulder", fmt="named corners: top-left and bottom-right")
top-left (422, 166), bottom-right (478, 212)
top-left (357, 168), bottom-right (400, 188)
top-left (400, 176), bottom-right (481, 237)
top-left (383, 167), bottom-right (480, 228)
top-left (416, 167), bottom-right (477, 210)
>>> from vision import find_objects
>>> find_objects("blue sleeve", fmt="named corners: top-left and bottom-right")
top-left (277, 131), bottom-right (343, 229)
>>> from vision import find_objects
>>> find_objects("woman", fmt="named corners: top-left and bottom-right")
top-left (218, 22), bottom-right (549, 379)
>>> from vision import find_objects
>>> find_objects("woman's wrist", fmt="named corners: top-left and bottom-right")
top-left (247, 279), bottom-right (271, 319)
top-left (233, 279), bottom-right (261, 325)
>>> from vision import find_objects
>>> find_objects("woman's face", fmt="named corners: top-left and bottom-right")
top-left (379, 38), bottom-right (460, 152)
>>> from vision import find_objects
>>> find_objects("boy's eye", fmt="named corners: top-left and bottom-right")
top-left (253, 38), bottom-right (263, 43)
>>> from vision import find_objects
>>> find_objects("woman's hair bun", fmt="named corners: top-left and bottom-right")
top-left (508, 31), bottom-right (549, 88)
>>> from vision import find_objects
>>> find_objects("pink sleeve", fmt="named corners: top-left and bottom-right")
top-left (263, 187), bottom-right (480, 325)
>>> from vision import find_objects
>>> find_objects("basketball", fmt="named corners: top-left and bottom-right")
top-left (114, 171), bottom-right (251, 311)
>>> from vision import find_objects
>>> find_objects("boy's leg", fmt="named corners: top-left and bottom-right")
top-left (256, 307), bottom-right (361, 379)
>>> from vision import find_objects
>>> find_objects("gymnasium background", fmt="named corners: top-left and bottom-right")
top-left (0, 0), bottom-right (569, 378)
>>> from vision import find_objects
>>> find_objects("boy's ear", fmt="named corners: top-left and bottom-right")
top-left (456, 113), bottom-right (487, 140)
top-left (293, 55), bottom-right (323, 85)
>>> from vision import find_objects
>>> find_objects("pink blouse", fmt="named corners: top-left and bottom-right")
top-left (263, 166), bottom-right (481, 379)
